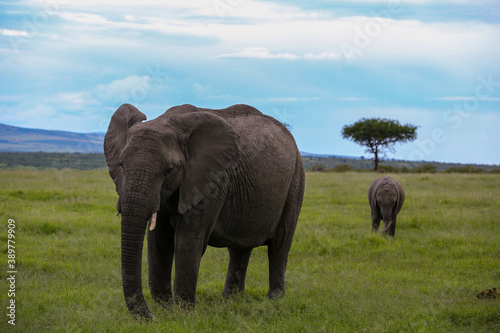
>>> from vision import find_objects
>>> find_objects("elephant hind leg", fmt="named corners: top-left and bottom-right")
top-left (267, 242), bottom-right (289, 298)
top-left (222, 248), bottom-right (252, 297)
top-left (267, 217), bottom-right (298, 298)
top-left (267, 169), bottom-right (303, 298)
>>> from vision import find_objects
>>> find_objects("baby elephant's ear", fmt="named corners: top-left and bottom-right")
top-left (104, 104), bottom-right (146, 196)
top-left (395, 180), bottom-right (405, 213)
top-left (172, 112), bottom-right (239, 215)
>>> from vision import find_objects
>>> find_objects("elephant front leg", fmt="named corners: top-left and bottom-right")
top-left (222, 248), bottom-right (252, 297)
top-left (172, 231), bottom-right (206, 305)
top-left (383, 216), bottom-right (396, 237)
top-left (371, 212), bottom-right (381, 232)
top-left (147, 210), bottom-right (174, 305)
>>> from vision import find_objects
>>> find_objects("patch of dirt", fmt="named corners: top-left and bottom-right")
top-left (477, 288), bottom-right (499, 300)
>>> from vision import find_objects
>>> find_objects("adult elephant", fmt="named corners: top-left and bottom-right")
top-left (104, 103), bottom-right (305, 319)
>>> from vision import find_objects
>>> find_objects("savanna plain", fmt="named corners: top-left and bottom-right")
top-left (0, 169), bottom-right (499, 332)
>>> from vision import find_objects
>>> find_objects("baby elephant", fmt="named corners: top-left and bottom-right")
top-left (368, 176), bottom-right (405, 236)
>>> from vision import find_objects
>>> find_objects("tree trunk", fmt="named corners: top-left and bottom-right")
top-left (373, 148), bottom-right (379, 171)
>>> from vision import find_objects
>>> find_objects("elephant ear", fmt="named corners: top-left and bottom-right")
top-left (104, 104), bottom-right (146, 196)
top-left (172, 112), bottom-right (239, 215)
top-left (394, 180), bottom-right (405, 212)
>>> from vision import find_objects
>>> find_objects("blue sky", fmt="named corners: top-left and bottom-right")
top-left (1, 0), bottom-right (499, 164)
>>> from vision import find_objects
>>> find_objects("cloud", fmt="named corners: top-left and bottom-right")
top-left (434, 96), bottom-right (500, 101)
top-left (0, 104), bottom-right (57, 129)
top-left (336, 97), bottom-right (375, 101)
top-left (303, 52), bottom-right (342, 60)
top-left (12, 1), bottom-right (495, 67)
top-left (0, 94), bottom-right (22, 103)
top-left (323, 0), bottom-right (497, 3)
top-left (53, 92), bottom-right (102, 112)
top-left (210, 0), bottom-right (324, 20)
top-left (56, 12), bottom-right (109, 24)
top-left (0, 29), bottom-right (28, 37)
top-left (41, 0), bottom-right (322, 21)
top-left (94, 74), bottom-right (169, 105)
top-left (217, 47), bottom-right (298, 60)
top-left (258, 97), bottom-right (321, 102)
top-left (217, 47), bottom-right (340, 60)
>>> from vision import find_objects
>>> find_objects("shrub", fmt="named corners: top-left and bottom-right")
top-left (333, 164), bottom-right (355, 172)
top-left (445, 166), bottom-right (485, 174)
top-left (378, 165), bottom-right (397, 173)
top-left (398, 166), bottom-right (410, 173)
top-left (310, 165), bottom-right (325, 172)
top-left (414, 164), bottom-right (437, 173)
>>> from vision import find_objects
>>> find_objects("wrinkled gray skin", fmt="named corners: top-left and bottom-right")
top-left (104, 103), bottom-right (305, 319)
top-left (368, 176), bottom-right (405, 237)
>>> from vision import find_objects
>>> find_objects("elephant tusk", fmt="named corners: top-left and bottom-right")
top-left (115, 210), bottom-right (120, 217)
top-left (149, 212), bottom-right (157, 231)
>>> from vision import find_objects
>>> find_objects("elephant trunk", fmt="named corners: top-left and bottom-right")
top-left (381, 210), bottom-right (396, 236)
top-left (121, 212), bottom-right (152, 319)
top-left (120, 184), bottom-right (157, 319)
top-left (381, 213), bottom-right (392, 224)
top-left (118, 172), bottom-right (163, 319)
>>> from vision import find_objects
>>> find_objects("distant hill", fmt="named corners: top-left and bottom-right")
top-left (0, 124), bottom-right (104, 153)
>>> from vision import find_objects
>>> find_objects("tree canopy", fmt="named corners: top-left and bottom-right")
top-left (341, 118), bottom-right (418, 171)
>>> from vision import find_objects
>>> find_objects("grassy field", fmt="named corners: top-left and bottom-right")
top-left (0, 169), bottom-right (499, 332)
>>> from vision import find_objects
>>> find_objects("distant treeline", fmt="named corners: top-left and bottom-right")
top-left (302, 156), bottom-right (500, 174)
top-left (308, 163), bottom-right (500, 174)
top-left (0, 152), bottom-right (499, 173)
top-left (0, 152), bottom-right (107, 170)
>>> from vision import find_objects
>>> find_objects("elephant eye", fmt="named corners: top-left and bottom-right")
top-left (165, 165), bottom-right (174, 174)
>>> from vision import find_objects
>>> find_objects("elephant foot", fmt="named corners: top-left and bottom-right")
top-left (128, 303), bottom-right (154, 321)
top-left (382, 222), bottom-right (396, 237)
top-left (222, 277), bottom-right (246, 297)
top-left (152, 292), bottom-right (173, 307)
top-left (267, 288), bottom-right (285, 299)
top-left (173, 295), bottom-right (196, 309)
top-left (222, 286), bottom-right (244, 298)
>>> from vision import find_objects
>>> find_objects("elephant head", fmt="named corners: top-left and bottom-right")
top-left (375, 182), bottom-right (401, 225)
top-left (369, 176), bottom-right (404, 236)
top-left (104, 104), bottom-right (239, 318)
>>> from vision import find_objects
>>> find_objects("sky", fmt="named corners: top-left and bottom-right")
top-left (0, 0), bottom-right (499, 165)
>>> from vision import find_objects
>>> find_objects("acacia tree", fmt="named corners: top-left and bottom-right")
top-left (341, 118), bottom-right (418, 171)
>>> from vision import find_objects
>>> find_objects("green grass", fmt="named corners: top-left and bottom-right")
top-left (1, 170), bottom-right (499, 332)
